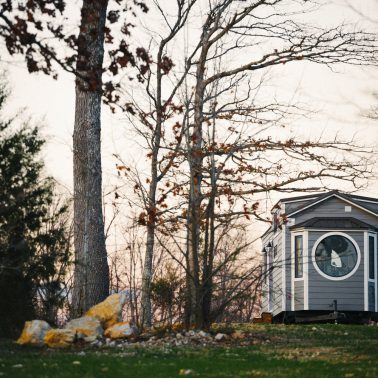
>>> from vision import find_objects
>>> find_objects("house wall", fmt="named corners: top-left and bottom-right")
top-left (272, 230), bottom-right (283, 316)
top-left (261, 228), bottom-right (285, 316)
top-left (294, 280), bottom-right (305, 310)
top-left (307, 231), bottom-right (365, 311)
top-left (261, 232), bottom-right (270, 313)
top-left (354, 200), bottom-right (378, 214)
top-left (285, 226), bottom-right (292, 311)
top-left (261, 194), bottom-right (378, 317)
top-left (292, 197), bottom-right (378, 227)
top-left (284, 199), bottom-right (316, 215)
top-left (368, 282), bottom-right (375, 312)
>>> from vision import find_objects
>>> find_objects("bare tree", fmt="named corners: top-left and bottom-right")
top-left (366, 93), bottom-right (378, 120)
top-left (179, 0), bottom-right (378, 328)
top-left (110, 0), bottom-right (201, 328)
top-left (109, 0), bottom-right (377, 330)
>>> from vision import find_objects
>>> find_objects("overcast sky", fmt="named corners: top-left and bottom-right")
top-left (1, 0), bottom-right (377, 227)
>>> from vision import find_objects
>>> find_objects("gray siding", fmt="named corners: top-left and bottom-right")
top-left (261, 232), bottom-right (269, 313)
top-left (354, 200), bottom-right (378, 214)
top-left (368, 282), bottom-right (375, 312)
top-left (262, 225), bottom-right (295, 315)
top-left (272, 231), bottom-right (282, 316)
top-left (284, 199), bottom-right (315, 215)
top-left (261, 228), bottom-right (285, 315)
top-left (294, 280), bottom-right (304, 310)
top-left (285, 226), bottom-right (292, 311)
top-left (293, 197), bottom-right (378, 228)
top-left (308, 231), bottom-right (364, 311)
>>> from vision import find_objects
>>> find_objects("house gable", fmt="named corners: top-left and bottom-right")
top-left (287, 193), bottom-right (378, 224)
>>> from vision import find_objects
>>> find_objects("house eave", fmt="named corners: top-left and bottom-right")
top-left (287, 193), bottom-right (378, 218)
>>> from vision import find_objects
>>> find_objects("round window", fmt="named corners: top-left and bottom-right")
top-left (314, 234), bottom-right (359, 279)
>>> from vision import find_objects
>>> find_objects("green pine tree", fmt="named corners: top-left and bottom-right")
top-left (0, 81), bottom-right (71, 338)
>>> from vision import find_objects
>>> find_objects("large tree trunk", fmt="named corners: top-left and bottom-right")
top-left (72, 0), bottom-right (109, 316)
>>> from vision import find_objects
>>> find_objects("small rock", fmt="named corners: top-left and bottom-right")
top-left (90, 340), bottom-right (97, 346)
top-left (176, 333), bottom-right (183, 339)
top-left (179, 369), bottom-right (194, 375)
top-left (77, 351), bottom-right (86, 356)
top-left (311, 327), bottom-right (317, 331)
top-left (214, 333), bottom-right (227, 341)
top-left (16, 320), bottom-right (51, 346)
top-left (72, 361), bottom-right (81, 365)
top-left (198, 330), bottom-right (209, 338)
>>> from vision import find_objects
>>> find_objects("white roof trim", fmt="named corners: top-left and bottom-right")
top-left (287, 194), bottom-right (378, 218)
top-left (292, 228), bottom-right (376, 232)
top-left (353, 198), bottom-right (378, 204)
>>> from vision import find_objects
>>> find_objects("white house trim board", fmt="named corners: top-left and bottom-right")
top-left (296, 228), bottom-right (375, 233)
top-left (281, 225), bottom-right (286, 312)
top-left (375, 234), bottom-right (378, 313)
top-left (364, 232), bottom-right (368, 311)
top-left (367, 233), bottom-right (377, 312)
top-left (291, 231), bottom-right (305, 311)
top-left (355, 199), bottom-right (378, 205)
top-left (304, 230), bottom-right (309, 310)
top-left (287, 194), bottom-right (378, 218)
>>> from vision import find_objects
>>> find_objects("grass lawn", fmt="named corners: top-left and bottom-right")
top-left (0, 324), bottom-right (377, 377)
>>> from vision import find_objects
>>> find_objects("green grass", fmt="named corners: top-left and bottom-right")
top-left (0, 324), bottom-right (377, 377)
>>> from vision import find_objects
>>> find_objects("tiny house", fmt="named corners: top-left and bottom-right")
top-left (261, 190), bottom-right (378, 322)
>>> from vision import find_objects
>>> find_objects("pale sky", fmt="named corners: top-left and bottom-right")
top-left (1, 0), bottom-right (377, 242)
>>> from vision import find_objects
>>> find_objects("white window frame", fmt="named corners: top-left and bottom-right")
top-left (367, 233), bottom-right (377, 312)
top-left (293, 233), bottom-right (304, 282)
top-left (291, 231), bottom-right (308, 311)
top-left (311, 231), bottom-right (361, 281)
top-left (368, 233), bottom-right (376, 282)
